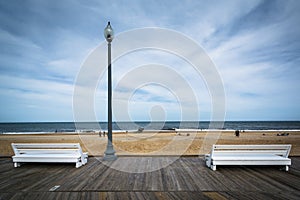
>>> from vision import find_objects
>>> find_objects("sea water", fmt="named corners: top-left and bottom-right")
top-left (0, 121), bottom-right (300, 134)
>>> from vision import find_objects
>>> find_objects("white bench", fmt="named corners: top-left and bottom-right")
top-left (11, 143), bottom-right (88, 168)
top-left (205, 144), bottom-right (291, 171)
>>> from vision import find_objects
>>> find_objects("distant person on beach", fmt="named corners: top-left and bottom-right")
top-left (103, 131), bottom-right (106, 137)
top-left (235, 130), bottom-right (240, 137)
top-left (99, 131), bottom-right (102, 137)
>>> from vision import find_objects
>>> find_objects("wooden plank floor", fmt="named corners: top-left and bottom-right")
top-left (0, 156), bottom-right (299, 200)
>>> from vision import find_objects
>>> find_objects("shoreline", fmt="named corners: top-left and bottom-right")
top-left (1, 129), bottom-right (300, 135)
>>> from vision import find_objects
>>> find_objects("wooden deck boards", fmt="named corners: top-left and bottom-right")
top-left (0, 156), bottom-right (299, 199)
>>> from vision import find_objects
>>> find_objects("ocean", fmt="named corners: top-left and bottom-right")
top-left (0, 121), bottom-right (300, 134)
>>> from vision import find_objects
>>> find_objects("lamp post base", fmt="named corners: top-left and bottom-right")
top-left (103, 141), bottom-right (117, 161)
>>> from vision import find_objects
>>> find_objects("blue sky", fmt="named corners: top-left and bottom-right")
top-left (0, 0), bottom-right (299, 122)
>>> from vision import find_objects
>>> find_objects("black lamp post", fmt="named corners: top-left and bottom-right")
top-left (103, 21), bottom-right (117, 161)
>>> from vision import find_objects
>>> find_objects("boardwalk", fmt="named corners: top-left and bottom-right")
top-left (0, 156), bottom-right (299, 200)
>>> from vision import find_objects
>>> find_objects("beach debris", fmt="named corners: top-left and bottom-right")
top-left (49, 185), bottom-right (60, 191)
top-left (85, 130), bottom-right (96, 133)
top-left (176, 132), bottom-right (190, 136)
top-left (137, 127), bottom-right (144, 133)
top-left (277, 133), bottom-right (289, 136)
top-left (162, 126), bottom-right (176, 130)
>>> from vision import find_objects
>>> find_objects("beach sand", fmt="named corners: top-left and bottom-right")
top-left (1, 130), bottom-right (299, 157)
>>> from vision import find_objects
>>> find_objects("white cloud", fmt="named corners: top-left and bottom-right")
top-left (1, 0), bottom-right (299, 121)
top-left (0, 75), bottom-right (74, 121)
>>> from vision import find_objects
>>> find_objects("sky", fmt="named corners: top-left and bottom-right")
top-left (0, 0), bottom-right (299, 122)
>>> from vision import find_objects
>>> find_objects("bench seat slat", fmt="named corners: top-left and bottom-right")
top-left (213, 145), bottom-right (291, 149)
top-left (212, 160), bottom-right (291, 166)
top-left (12, 143), bottom-right (80, 147)
top-left (13, 154), bottom-right (81, 158)
top-left (12, 157), bottom-right (80, 164)
top-left (212, 153), bottom-right (288, 159)
top-left (18, 150), bottom-right (80, 155)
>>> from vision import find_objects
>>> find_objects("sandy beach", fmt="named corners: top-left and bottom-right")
top-left (1, 130), bottom-right (299, 157)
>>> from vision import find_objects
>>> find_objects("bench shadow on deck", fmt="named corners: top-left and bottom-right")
top-left (0, 156), bottom-right (299, 200)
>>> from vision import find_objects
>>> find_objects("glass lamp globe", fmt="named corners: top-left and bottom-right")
top-left (104, 21), bottom-right (114, 42)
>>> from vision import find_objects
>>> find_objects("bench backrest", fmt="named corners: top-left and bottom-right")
top-left (11, 143), bottom-right (84, 156)
top-left (211, 144), bottom-right (291, 158)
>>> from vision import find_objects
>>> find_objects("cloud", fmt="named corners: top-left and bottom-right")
top-left (195, 0), bottom-right (300, 120)
top-left (0, 0), bottom-right (299, 121)
top-left (0, 74), bottom-right (74, 121)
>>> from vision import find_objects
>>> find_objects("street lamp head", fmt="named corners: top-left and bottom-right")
top-left (104, 21), bottom-right (114, 42)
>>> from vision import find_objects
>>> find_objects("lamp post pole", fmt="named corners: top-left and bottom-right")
top-left (103, 21), bottom-right (117, 161)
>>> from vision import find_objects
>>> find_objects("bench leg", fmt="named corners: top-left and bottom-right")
top-left (205, 159), bottom-right (211, 168)
top-left (83, 158), bottom-right (88, 165)
top-left (76, 162), bottom-right (82, 168)
top-left (285, 165), bottom-right (289, 172)
top-left (14, 162), bottom-right (19, 167)
top-left (211, 165), bottom-right (216, 171)
top-left (206, 161), bottom-right (211, 168)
